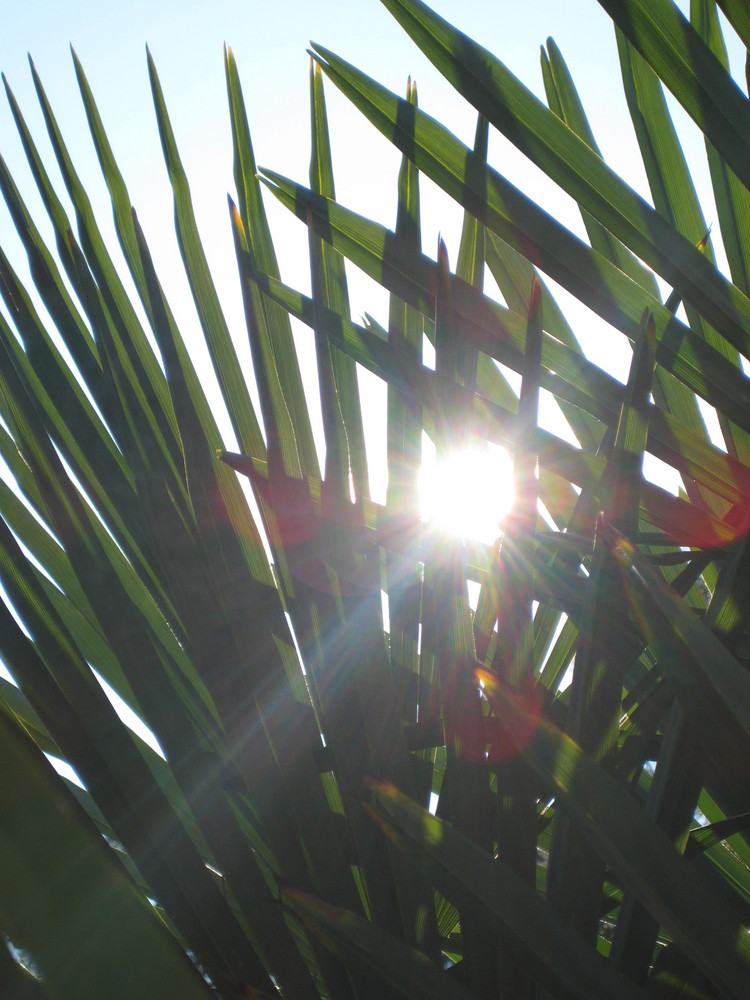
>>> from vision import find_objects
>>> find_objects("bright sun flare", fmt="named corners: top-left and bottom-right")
top-left (419, 440), bottom-right (515, 544)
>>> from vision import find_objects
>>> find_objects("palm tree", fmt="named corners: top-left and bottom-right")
top-left (1, 0), bottom-right (750, 996)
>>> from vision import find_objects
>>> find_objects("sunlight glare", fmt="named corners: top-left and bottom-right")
top-left (420, 440), bottom-right (515, 544)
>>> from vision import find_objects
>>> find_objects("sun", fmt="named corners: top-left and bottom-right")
top-left (419, 439), bottom-right (515, 544)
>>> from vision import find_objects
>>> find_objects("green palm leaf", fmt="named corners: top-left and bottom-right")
top-left (2, 3), bottom-right (750, 997)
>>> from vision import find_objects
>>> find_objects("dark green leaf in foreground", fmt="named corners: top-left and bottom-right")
top-left (2, 3), bottom-right (750, 997)
top-left (0, 703), bottom-right (213, 1000)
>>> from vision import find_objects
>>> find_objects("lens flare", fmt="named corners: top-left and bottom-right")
top-left (419, 441), bottom-right (514, 543)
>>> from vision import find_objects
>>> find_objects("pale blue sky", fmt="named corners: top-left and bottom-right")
top-left (1, 0), bottom-right (642, 316)
top-left (0, 1), bottom-right (745, 496)
top-left (2, 0), bottom-right (747, 777)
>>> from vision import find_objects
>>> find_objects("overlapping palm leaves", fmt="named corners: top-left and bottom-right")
top-left (1, 0), bottom-right (750, 996)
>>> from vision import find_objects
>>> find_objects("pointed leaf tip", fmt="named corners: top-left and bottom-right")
top-left (437, 234), bottom-right (450, 271)
top-left (228, 197), bottom-right (244, 235)
top-left (644, 309), bottom-right (656, 353)
top-left (529, 273), bottom-right (542, 316)
top-left (596, 516), bottom-right (628, 561)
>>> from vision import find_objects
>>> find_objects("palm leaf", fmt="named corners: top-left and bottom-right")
top-left (2, 3), bottom-right (750, 997)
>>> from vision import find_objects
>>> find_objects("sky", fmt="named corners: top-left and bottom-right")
top-left (1, 0), bottom-right (746, 777)
top-left (0, 0), bottom-right (746, 499)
